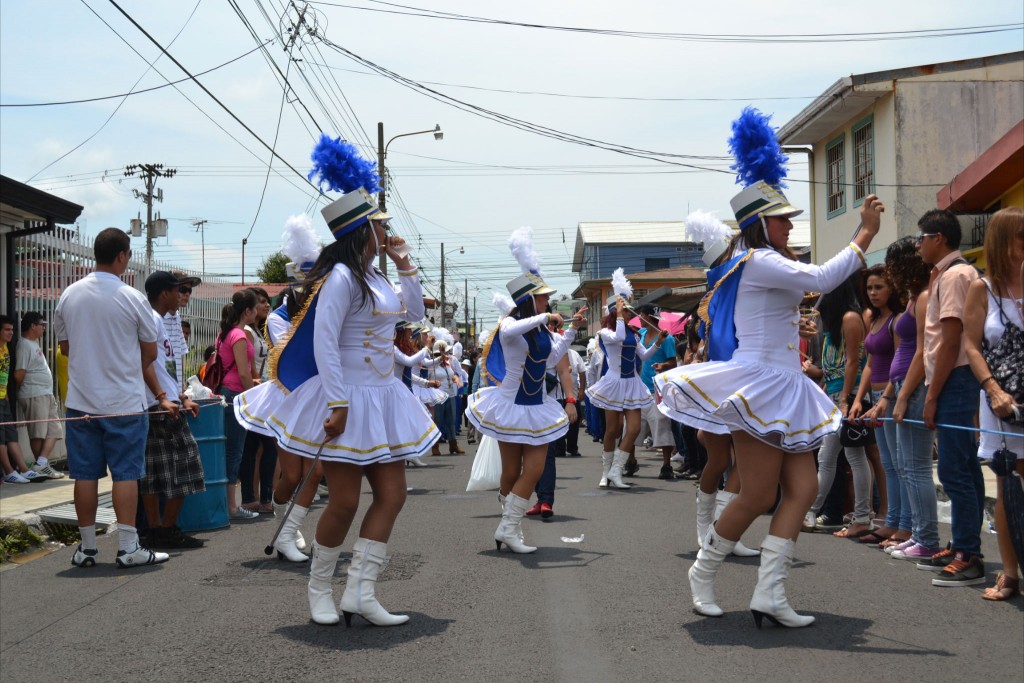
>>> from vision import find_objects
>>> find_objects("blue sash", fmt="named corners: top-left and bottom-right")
top-left (698, 249), bottom-right (753, 362)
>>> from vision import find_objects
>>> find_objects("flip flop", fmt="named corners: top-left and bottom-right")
top-left (857, 531), bottom-right (891, 544)
top-left (833, 525), bottom-right (876, 539)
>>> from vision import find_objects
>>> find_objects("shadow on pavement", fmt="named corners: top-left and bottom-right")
top-left (275, 612), bottom-right (453, 650)
top-left (477, 544), bottom-right (611, 569)
top-left (683, 613), bottom-right (954, 656)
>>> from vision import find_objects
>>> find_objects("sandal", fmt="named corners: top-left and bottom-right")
top-left (856, 531), bottom-right (891, 544)
top-left (834, 524), bottom-right (876, 539)
top-left (982, 572), bottom-right (1021, 601)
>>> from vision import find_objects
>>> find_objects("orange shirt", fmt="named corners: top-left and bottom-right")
top-left (924, 250), bottom-right (977, 383)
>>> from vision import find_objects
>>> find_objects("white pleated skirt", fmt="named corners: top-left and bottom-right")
top-left (655, 360), bottom-right (840, 453)
top-left (586, 374), bottom-right (654, 412)
top-left (467, 387), bottom-right (569, 446)
top-left (250, 376), bottom-right (441, 464)
top-left (412, 383), bottom-right (449, 407)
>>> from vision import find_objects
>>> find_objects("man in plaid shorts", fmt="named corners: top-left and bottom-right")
top-left (140, 271), bottom-right (206, 549)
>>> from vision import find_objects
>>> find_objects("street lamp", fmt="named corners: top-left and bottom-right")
top-left (377, 123), bottom-right (443, 273)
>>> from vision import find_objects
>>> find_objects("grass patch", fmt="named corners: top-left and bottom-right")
top-left (0, 520), bottom-right (44, 563)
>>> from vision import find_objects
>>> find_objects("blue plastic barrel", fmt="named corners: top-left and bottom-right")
top-left (178, 399), bottom-right (230, 531)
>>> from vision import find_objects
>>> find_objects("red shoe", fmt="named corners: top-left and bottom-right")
top-left (525, 502), bottom-right (543, 516)
top-left (540, 502), bottom-right (553, 519)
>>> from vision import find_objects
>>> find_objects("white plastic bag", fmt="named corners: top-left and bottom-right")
top-left (466, 435), bottom-right (502, 492)
top-left (185, 375), bottom-right (214, 400)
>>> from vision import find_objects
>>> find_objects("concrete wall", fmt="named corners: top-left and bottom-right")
top-left (580, 244), bottom-right (703, 280)
top-left (895, 79), bottom-right (1024, 246)
top-left (811, 95), bottom-right (899, 264)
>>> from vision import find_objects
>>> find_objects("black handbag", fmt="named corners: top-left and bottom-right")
top-left (840, 396), bottom-right (876, 447)
top-left (981, 281), bottom-right (1024, 425)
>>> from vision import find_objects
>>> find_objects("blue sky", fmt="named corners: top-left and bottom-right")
top-left (2, 1), bottom-right (1021, 322)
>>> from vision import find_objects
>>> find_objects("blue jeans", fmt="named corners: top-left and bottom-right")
top-left (933, 366), bottom-right (984, 555)
top-left (65, 409), bottom-right (149, 481)
top-left (435, 396), bottom-right (458, 441)
top-left (219, 387), bottom-right (245, 485)
top-left (871, 389), bottom-right (911, 531)
top-left (536, 441), bottom-right (557, 505)
top-left (895, 382), bottom-right (940, 548)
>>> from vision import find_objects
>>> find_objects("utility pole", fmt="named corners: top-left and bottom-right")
top-left (192, 219), bottom-right (207, 280)
top-left (439, 242), bottom-right (445, 327)
top-left (125, 163), bottom-right (176, 274)
top-left (377, 122), bottom-right (387, 276)
top-left (464, 278), bottom-right (469, 344)
top-left (472, 296), bottom-right (477, 347)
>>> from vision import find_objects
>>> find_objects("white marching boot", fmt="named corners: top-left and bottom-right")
top-left (308, 541), bottom-right (343, 625)
top-left (339, 538), bottom-right (410, 627)
top-left (749, 535), bottom-right (815, 629)
top-left (606, 449), bottom-right (632, 490)
top-left (696, 489), bottom-right (718, 548)
top-left (689, 528), bottom-right (736, 617)
top-left (714, 491), bottom-right (759, 557)
top-left (494, 493), bottom-right (537, 554)
top-left (498, 491), bottom-right (507, 512)
top-left (598, 451), bottom-right (613, 488)
top-left (273, 502), bottom-right (310, 562)
top-left (273, 500), bottom-right (307, 550)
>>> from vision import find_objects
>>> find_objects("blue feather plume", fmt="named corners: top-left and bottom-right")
top-left (728, 106), bottom-right (788, 188)
top-left (307, 134), bottom-right (381, 194)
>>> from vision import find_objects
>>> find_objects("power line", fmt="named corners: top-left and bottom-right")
top-left (308, 1), bottom-right (1022, 44)
top-left (106, 0), bottom-right (319, 193)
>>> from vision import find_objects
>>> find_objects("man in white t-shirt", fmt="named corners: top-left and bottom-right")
top-left (140, 271), bottom-right (206, 550)
top-left (13, 311), bottom-right (65, 478)
top-left (54, 228), bottom-right (168, 569)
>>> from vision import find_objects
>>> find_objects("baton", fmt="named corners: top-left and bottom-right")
top-left (263, 439), bottom-right (329, 556)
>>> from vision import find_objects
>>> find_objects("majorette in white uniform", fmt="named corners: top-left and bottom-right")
top-left (586, 269), bottom-right (659, 412)
top-left (235, 214), bottom-right (320, 440)
top-left (466, 237), bottom-right (576, 446)
top-left (655, 106), bottom-right (878, 627)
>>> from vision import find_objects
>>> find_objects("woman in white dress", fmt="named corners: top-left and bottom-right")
top-left (393, 322), bottom-right (443, 467)
top-left (467, 227), bottom-right (588, 553)
top-left (657, 179), bottom-right (884, 626)
top-left (586, 268), bottom-right (667, 489)
top-left (255, 136), bottom-right (440, 627)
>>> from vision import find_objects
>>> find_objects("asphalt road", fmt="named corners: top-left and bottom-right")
top-left (1, 437), bottom-right (1021, 683)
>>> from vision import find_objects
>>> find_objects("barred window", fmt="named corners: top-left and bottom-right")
top-left (826, 134), bottom-right (845, 219)
top-left (852, 116), bottom-right (874, 205)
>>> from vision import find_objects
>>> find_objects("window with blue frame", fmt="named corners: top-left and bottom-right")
top-left (826, 134), bottom-right (846, 219)
top-left (852, 115), bottom-right (874, 206)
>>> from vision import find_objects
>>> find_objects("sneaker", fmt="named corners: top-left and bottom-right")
top-left (931, 553), bottom-right (985, 587)
top-left (815, 515), bottom-right (844, 531)
top-left (893, 543), bottom-right (942, 561)
top-left (623, 460), bottom-right (640, 477)
top-left (115, 544), bottom-right (170, 568)
top-left (21, 470), bottom-right (45, 482)
top-left (886, 539), bottom-right (916, 556)
top-left (71, 545), bottom-right (98, 567)
top-left (642, 437), bottom-right (653, 448)
top-left (525, 502), bottom-right (543, 516)
top-left (31, 463), bottom-right (66, 479)
top-left (916, 544), bottom-right (955, 571)
top-left (151, 526), bottom-right (204, 549)
top-left (658, 465), bottom-right (675, 480)
top-left (670, 453), bottom-right (685, 463)
top-left (229, 507), bottom-right (259, 520)
top-left (317, 484), bottom-right (329, 498)
top-left (801, 511), bottom-right (817, 532)
top-left (540, 502), bottom-right (553, 519)
top-left (567, 451), bottom-right (582, 458)
top-left (3, 472), bottom-right (31, 484)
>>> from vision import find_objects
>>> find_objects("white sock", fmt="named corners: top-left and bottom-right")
top-left (79, 525), bottom-right (97, 551)
top-left (117, 523), bottom-right (139, 553)
top-left (35, 457), bottom-right (49, 467)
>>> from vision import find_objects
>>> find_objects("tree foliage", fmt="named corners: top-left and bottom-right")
top-left (255, 251), bottom-right (289, 283)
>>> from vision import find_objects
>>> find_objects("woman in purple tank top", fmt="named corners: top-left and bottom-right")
top-left (866, 238), bottom-right (942, 560)
top-left (851, 265), bottom-right (906, 545)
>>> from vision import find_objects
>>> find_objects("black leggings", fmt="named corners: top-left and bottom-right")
top-left (240, 432), bottom-right (278, 504)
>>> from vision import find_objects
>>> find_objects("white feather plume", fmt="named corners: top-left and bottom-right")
top-left (507, 226), bottom-right (543, 276)
top-left (478, 326), bottom-right (493, 347)
top-left (492, 291), bottom-right (515, 316)
top-left (432, 327), bottom-right (454, 345)
top-left (611, 267), bottom-right (632, 300)
top-left (684, 210), bottom-right (732, 252)
top-left (281, 214), bottom-right (320, 265)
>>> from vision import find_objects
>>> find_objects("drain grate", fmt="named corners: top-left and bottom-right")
top-left (33, 492), bottom-right (116, 528)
